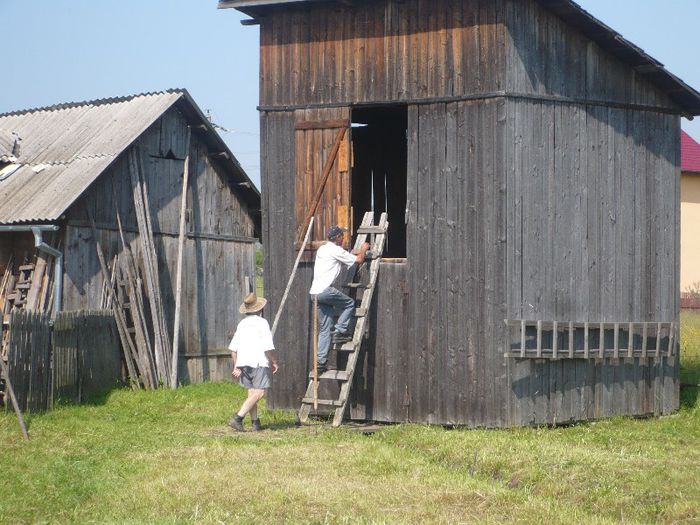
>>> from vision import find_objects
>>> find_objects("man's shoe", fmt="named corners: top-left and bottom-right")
top-left (332, 332), bottom-right (351, 344)
top-left (228, 418), bottom-right (245, 432)
top-left (251, 419), bottom-right (262, 431)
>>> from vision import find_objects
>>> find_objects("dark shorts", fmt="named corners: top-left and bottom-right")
top-left (238, 366), bottom-right (271, 389)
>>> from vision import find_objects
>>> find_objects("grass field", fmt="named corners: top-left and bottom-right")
top-left (1, 315), bottom-right (699, 524)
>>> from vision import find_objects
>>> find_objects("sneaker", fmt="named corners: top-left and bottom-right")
top-left (228, 418), bottom-right (245, 432)
top-left (332, 332), bottom-right (352, 344)
top-left (251, 419), bottom-right (262, 431)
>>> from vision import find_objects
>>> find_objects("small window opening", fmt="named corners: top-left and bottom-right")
top-left (351, 106), bottom-right (407, 259)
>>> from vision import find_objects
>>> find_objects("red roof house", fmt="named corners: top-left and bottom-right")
top-left (682, 130), bottom-right (700, 174)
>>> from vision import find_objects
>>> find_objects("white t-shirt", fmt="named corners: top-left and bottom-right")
top-left (309, 241), bottom-right (357, 295)
top-left (228, 315), bottom-right (275, 368)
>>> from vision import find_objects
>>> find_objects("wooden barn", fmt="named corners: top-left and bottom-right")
top-left (219, 0), bottom-right (700, 426)
top-left (0, 90), bottom-right (260, 385)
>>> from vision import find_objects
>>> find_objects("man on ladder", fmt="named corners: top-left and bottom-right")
top-left (309, 225), bottom-right (370, 375)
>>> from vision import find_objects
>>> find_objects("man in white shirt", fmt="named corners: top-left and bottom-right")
top-left (228, 292), bottom-right (278, 432)
top-left (309, 225), bottom-right (370, 373)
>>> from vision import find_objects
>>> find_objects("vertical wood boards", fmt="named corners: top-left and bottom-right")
top-left (59, 106), bottom-right (258, 386)
top-left (6, 310), bottom-right (51, 413)
top-left (505, 97), bottom-right (680, 425)
top-left (255, 0), bottom-right (681, 426)
top-left (294, 108), bottom-right (351, 252)
top-left (504, 0), bottom-right (676, 111)
top-left (260, 0), bottom-right (507, 108)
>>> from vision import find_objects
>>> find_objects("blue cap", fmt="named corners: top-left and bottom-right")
top-left (327, 225), bottom-right (347, 240)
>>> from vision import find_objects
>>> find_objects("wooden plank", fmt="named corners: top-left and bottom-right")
top-left (536, 320), bottom-right (542, 358)
top-left (170, 125), bottom-right (192, 389)
top-left (613, 322), bottom-right (619, 359)
top-left (552, 321), bottom-right (558, 359)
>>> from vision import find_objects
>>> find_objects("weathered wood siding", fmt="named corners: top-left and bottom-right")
top-left (260, 0), bottom-right (507, 108)
top-left (505, 0), bottom-right (677, 110)
top-left (62, 107), bottom-right (257, 383)
top-left (259, 0), bottom-right (681, 425)
top-left (505, 99), bottom-right (680, 423)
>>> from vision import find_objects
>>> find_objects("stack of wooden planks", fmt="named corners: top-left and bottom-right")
top-left (88, 146), bottom-right (175, 389)
top-left (0, 248), bottom-right (56, 406)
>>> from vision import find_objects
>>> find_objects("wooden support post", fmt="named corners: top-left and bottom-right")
top-left (552, 321), bottom-right (558, 359)
top-left (667, 322), bottom-right (675, 357)
top-left (0, 355), bottom-right (29, 440)
top-left (536, 320), bottom-right (542, 358)
top-left (599, 322), bottom-right (605, 359)
top-left (613, 322), bottom-right (619, 359)
top-left (170, 126), bottom-right (192, 389)
top-left (568, 321), bottom-right (574, 359)
top-left (642, 323), bottom-right (648, 358)
top-left (313, 295), bottom-right (318, 410)
top-left (520, 319), bottom-right (525, 358)
top-left (272, 218), bottom-right (314, 337)
top-left (584, 322), bottom-right (589, 359)
top-left (627, 322), bottom-right (634, 358)
top-left (655, 322), bottom-right (661, 358)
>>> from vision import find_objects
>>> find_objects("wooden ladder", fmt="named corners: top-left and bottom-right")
top-left (298, 211), bottom-right (388, 427)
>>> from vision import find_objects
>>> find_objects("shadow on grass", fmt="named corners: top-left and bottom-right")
top-left (681, 359), bottom-right (700, 409)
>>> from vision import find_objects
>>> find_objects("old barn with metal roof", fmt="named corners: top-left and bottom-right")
top-left (220, 0), bottom-right (700, 426)
top-left (0, 90), bottom-right (260, 384)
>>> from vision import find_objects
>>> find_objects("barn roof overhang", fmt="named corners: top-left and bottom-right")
top-left (218, 0), bottom-right (700, 116)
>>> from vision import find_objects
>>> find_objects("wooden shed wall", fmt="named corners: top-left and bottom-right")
top-left (259, 0), bottom-right (681, 425)
top-left (504, 99), bottom-right (680, 424)
top-left (62, 108), bottom-right (257, 383)
top-left (504, 0), bottom-right (676, 110)
top-left (258, 0), bottom-right (677, 112)
top-left (259, 0), bottom-right (506, 108)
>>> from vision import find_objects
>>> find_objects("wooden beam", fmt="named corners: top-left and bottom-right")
top-left (170, 126), bottom-right (192, 389)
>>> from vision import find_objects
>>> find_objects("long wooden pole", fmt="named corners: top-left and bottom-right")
top-left (0, 357), bottom-right (29, 440)
top-left (170, 126), bottom-right (192, 389)
top-left (271, 217), bottom-right (314, 337)
top-left (313, 295), bottom-right (318, 410)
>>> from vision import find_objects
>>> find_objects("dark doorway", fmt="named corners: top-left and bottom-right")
top-left (351, 106), bottom-right (408, 258)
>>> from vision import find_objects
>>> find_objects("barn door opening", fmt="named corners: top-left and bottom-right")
top-left (351, 106), bottom-right (407, 258)
top-left (294, 109), bottom-right (351, 255)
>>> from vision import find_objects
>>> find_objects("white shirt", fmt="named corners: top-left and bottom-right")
top-left (228, 315), bottom-right (275, 368)
top-left (309, 241), bottom-right (357, 295)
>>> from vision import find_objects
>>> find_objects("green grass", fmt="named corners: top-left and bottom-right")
top-left (1, 318), bottom-right (699, 524)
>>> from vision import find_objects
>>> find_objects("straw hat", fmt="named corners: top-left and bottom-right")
top-left (239, 292), bottom-right (267, 314)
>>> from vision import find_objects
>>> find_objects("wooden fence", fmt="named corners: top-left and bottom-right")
top-left (5, 310), bottom-right (121, 413)
top-left (5, 311), bottom-right (52, 413)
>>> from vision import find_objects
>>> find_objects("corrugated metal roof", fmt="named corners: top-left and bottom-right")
top-left (0, 89), bottom-right (260, 225)
top-left (0, 129), bottom-right (17, 162)
top-left (682, 130), bottom-right (700, 174)
top-left (219, 0), bottom-right (700, 115)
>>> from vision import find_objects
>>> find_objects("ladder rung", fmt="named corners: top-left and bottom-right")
top-left (338, 342), bottom-right (356, 352)
top-left (356, 226), bottom-right (386, 234)
top-left (301, 397), bottom-right (344, 407)
top-left (345, 283), bottom-right (368, 289)
top-left (18, 264), bottom-right (35, 271)
top-left (307, 370), bottom-right (349, 381)
top-left (354, 307), bottom-right (367, 317)
top-left (15, 283), bottom-right (31, 290)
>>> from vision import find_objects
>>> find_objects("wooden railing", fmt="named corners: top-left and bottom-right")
top-left (504, 320), bottom-right (676, 359)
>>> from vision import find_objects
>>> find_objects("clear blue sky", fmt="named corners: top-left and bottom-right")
top-left (2, 1), bottom-right (699, 189)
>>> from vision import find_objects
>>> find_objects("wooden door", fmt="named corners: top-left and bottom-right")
top-left (294, 108), bottom-right (351, 253)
